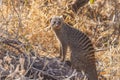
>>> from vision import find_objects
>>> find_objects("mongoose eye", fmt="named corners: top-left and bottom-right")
top-left (57, 21), bottom-right (61, 25)
top-left (52, 21), bottom-right (56, 25)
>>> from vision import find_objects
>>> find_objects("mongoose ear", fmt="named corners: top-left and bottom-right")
top-left (59, 15), bottom-right (64, 21)
top-left (60, 15), bottom-right (63, 18)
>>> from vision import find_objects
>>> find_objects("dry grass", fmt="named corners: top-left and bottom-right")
top-left (0, 0), bottom-right (120, 80)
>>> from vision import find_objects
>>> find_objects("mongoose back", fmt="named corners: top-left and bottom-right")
top-left (50, 16), bottom-right (98, 80)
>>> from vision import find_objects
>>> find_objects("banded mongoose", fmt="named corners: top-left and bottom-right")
top-left (50, 16), bottom-right (98, 80)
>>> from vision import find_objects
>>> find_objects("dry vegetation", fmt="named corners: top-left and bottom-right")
top-left (0, 0), bottom-right (120, 80)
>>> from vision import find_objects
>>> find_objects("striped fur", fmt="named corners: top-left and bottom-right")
top-left (50, 16), bottom-right (98, 80)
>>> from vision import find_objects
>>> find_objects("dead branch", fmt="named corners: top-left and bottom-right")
top-left (69, 0), bottom-right (89, 13)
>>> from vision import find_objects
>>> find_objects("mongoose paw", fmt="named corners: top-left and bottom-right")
top-left (61, 58), bottom-right (65, 62)
top-left (65, 60), bottom-right (72, 67)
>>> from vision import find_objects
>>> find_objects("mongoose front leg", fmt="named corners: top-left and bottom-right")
top-left (60, 43), bottom-right (67, 62)
top-left (58, 44), bottom-right (63, 59)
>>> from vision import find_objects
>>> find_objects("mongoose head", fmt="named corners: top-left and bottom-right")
top-left (50, 16), bottom-right (64, 30)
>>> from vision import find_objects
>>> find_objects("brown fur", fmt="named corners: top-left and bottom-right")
top-left (50, 16), bottom-right (98, 80)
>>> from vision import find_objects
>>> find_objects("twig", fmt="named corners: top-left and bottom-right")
top-left (3, 43), bottom-right (23, 53)
top-left (32, 67), bottom-right (61, 80)
top-left (1, 39), bottom-right (22, 45)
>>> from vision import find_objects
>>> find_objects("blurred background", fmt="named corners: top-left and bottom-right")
top-left (0, 0), bottom-right (120, 79)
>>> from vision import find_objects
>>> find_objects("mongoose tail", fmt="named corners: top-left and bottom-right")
top-left (85, 52), bottom-right (98, 80)
top-left (86, 63), bottom-right (98, 80)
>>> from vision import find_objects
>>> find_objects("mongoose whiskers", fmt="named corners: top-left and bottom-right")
top-left (50, 16), bottom-right (98, 80)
